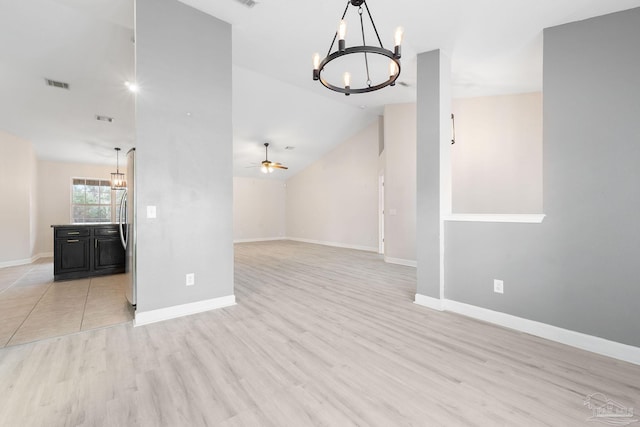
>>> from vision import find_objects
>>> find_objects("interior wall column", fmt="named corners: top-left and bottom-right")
top-left (134, 0), bottom-right (234, 322)
top-left (415, 49), bottom-right (452, 308)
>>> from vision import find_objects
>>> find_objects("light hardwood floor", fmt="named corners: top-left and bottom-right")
top-left (1, 241), bottom-right (639, 426)
top-left (0, 259), bottom-right (133, 347)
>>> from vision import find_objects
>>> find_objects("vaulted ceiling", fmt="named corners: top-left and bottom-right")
top-left (1, 0), bottom-right (639, 177)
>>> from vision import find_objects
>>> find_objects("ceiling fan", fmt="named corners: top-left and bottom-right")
top-left (260, 142), bottom-right (288, 173)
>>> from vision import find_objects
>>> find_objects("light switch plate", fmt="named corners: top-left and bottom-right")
top-left (147, 206), bottom-right (156, 219)
top-left (186, 273), bottom-right (195, 286)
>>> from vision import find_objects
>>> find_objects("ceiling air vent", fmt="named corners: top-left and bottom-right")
top-left (96, 115), bottom-right (114, 123)
top-left (234, 0), bottom-right (257, 8)
top-left (45, 78), bottom-right (70, 90)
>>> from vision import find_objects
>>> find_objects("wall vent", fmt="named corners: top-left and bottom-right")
top-left (234, 0), bottom-right (257, 8)
top-left (96, 115), bottom-right (114, 123)
top-left (45, 78), bottom-right (70, 90)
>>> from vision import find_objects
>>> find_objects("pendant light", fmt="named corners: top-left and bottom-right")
top-left (312, 0), bottom-right (403, 95)
top-left (111, 147), bottom-right (126, 190)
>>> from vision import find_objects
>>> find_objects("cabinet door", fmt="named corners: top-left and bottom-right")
top-left (94, 237), bottom-right (125, 270)
top-left (55, 238), bottom-right (90, 274)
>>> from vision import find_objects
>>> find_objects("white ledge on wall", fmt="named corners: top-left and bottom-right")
top-left (443, 214), bottom-right (546, 224)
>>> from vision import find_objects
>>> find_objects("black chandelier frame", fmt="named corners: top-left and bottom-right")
top-left (313, 0), bottom-right (402, 96)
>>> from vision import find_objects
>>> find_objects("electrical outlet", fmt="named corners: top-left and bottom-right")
top-left (147, 205), bottom-right (157, 219)
top-left (186, 273), bottom-right (195, 286)
top-left (494, 279), bottom-right (504, 294)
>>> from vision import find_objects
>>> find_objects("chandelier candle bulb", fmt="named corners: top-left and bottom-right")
top-left (389, 61), bottom-right (398, 85)
top-left (338, 20), bottom-right (347, 51)
top-left (312, 53), bottom-right (320, 80)
top-left (394, 27), bottom-right (404, 58)
top-left (343, 72), bottom-right (351, 96)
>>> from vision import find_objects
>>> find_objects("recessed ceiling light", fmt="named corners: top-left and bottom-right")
top-left (125, 81), bottom-right (139, 93)
top-left (96, 115), bottom-right (114, 123)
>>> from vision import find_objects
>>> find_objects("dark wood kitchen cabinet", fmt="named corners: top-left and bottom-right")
top-left (52, 224), bottom-right (125, 281)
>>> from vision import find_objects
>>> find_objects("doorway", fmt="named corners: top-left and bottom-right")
top-left (379, 174), bottom-right (384, 254)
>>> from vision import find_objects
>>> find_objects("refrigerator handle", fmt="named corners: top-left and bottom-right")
top-left (119, 189), bottom-right (128, 249)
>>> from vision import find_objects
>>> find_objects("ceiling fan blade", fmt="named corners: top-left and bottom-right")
top-left (258, 144), bottom-right (287, 170)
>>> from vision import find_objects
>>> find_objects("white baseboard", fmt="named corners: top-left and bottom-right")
top-left (414, 294), bottom-right (444, 311)
top-left (134, 295), bottom-right (236, 327)
top-left (0, 252), bottom-right (53, 269)
top-left (384, 257), bottom-right (417, 267)
top-left (286, 237), bottom-right (378, 253)
top-left (234, 237), bottom-right (285, 243)
top-left (413, 294), bottom-right (640, 366)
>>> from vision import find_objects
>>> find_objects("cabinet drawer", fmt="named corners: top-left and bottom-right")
top-left (55, 228), bottom-right (90, 238)
top-left (95, 227), bottom-right (120, 236)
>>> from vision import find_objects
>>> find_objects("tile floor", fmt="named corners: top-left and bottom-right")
top-left (0, 258), bottom-right (133, 347)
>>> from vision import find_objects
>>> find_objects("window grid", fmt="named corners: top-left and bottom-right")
top-left (71, 178), bottom-right (122, 223)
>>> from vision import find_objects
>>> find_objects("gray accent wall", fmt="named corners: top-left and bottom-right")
top-left (444, 8), bottom-right (640, 346)
top-left (135, 0), bottom-right (233, 312)
top-left (416, 50), bottom-right (448, 298)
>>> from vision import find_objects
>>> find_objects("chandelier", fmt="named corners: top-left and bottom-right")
top-left (313, 0), bottom-right (403, 96)
top-left (111, 147), bottom-right (126, 190)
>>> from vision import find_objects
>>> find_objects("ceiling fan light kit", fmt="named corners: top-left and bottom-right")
top-left (261, 143), bottom-right (288, 174)
top-left (313, 0), bottom-right (403, 96)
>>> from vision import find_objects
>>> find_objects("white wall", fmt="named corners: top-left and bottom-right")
top-left (36, 160), bottom-right (114, 256)
top-left (384, 103), bottom-right (417, 264)
top-left (286, 121), bottom-right (379, 251)
top-left (0, 131), bottom-right (37, 266)
top-left (233, 177), bottom-right (286, 242)
top-left (452, 92), bottom-right (543, 213)
top-left (135, 0), bottom-right (234, 314)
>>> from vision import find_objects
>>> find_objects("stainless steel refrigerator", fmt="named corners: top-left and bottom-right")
top-left (119, 148), bottom-right (136, 307)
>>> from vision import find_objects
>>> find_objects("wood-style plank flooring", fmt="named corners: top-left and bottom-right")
top-left (0, 259), bottom-right (133, 348)
top-left (1, 241), bottom-right (639, 426)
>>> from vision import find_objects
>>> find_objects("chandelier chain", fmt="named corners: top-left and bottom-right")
top-left (363, 1), bottom-right (384, 48)
top-left (327, 1), bottom-right (352, 58)
top-left (359, 7), bottom-right (372, 87)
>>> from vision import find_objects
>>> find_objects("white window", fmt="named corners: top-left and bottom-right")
top-left (71, 178), bottom-right (122, 223)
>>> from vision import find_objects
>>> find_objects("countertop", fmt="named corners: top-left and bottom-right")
top-left (51, 223), bottom-right (119, 228)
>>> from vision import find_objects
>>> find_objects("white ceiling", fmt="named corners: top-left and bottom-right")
top-left (2, 0), bottom-right (639, 176)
